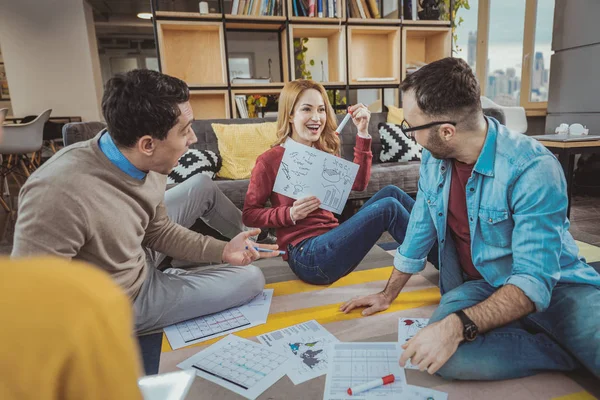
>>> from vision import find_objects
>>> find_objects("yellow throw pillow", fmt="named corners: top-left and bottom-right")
top-left (387, 104), bottom-right (404, 124)
top-left (212, 122), bottom-right (278, 179)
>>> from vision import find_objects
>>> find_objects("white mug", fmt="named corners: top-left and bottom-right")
top-left (199, 1), bottom-right (209, 14)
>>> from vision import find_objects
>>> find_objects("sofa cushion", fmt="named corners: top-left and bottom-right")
top-left (215, 178), bottom-right (251, 210)
top-left (167, 149), bottom-right (221, 185)
top-left (378, 122), bottom-right (423, 163)
top-left (386, 105), bottom-right (404, 124)
top-left (212, 121), bottom-right (278, 180)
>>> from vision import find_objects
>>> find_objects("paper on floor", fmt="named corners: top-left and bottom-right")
top-left (398, 318), bottom-right (429, 370)
top-left (323, 342), bottom-right (407, 400)
top-left (164, 289), bottom-right (273, 350)
top-left (257, 320), bottom-right (340, 385)
top-left (177, 334), bottom-right (292, 400)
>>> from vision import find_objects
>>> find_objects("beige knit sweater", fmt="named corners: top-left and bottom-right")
top-left (12, 134), bottom-right (227, 299)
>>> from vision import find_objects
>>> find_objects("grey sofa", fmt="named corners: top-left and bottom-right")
top-left (63, 110), bottom-right (505, 210)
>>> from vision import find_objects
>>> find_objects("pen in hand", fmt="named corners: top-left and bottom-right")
top-left (246, 246), bottom-right (286, 256)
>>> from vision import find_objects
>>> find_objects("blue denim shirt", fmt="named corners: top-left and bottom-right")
top-left (394, 117), bottom-right (600, 312)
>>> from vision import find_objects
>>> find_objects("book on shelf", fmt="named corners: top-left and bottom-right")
top-left (231, 77), bottom-right (272, 84)
top-left (235, 95), bottom-right (249, 118)
top-left (402, 0), bottom-right (417, 20)
top-left (230, 0), bottom-right (281, 15)
top-left (348, 0), bottom-right (380, 19)
top-left (293, 0), bottom-right (340, 17)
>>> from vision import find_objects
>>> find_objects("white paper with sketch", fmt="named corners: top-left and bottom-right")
top-left (177, 334), bottom-right (292, 400)
top-left (164, 289), bottom-right (273, 350)
top-left (257, 320), bottom-right (340, 385)
top-left (273, 139), bottom-right (360, 214)
top-left (397, 318), bottom-right (429, 370)
top-left (323, 342), bottom-right (407, 400)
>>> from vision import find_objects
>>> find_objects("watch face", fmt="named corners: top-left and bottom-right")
top-left (464, 324), bottom-right (478, 342)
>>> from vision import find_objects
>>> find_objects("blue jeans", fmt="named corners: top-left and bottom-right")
top-left (430, 280), bottom-right (600, 380)
top-left (287, 185), bottom-right (431, 284)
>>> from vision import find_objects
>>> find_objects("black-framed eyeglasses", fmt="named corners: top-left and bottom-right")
top-left (400, 119), bottom-right (457, 134)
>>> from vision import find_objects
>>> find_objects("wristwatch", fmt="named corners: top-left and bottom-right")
top-left (454, 310), bottom-right (478, 342)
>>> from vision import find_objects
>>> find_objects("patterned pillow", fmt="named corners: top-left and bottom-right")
top-left (378, 122), bottom-right (423, 162)
top-left (167, 149), bottom-right (222, 184)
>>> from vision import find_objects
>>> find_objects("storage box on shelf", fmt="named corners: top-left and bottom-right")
top-left (348, 26), bottom-right (400, 86)
top-left (156, 21), bottom-right (227, 86)
top-left (189, 90), bottom-right (231, 119)
top-left (402, 26), bottom-right (451, 80)
top-left (288, 25), bottom-right (346, 85)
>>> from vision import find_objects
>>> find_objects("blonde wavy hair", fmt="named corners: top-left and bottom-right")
top-left (273, 79), bottom-right (340, 155)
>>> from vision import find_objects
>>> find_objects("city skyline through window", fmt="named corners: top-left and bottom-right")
top-left (453, 0), bottom-right (554, 107)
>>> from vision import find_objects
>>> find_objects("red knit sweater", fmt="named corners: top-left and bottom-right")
top-left (242, 137), bottom-right (373, 260)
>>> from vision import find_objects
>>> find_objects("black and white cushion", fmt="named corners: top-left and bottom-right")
top-left (167, 149), bottom-right (222, 185)
top-left (378, 122), bottom-right (423, 162)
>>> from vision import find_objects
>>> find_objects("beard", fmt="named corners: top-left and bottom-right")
top-left (423, 127), bottom-right (452, 159)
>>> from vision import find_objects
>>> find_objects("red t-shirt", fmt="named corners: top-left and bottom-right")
top-left (242, 138), bottom-right (372, 260)
top-left (447, 160), bottom-right (482, 280)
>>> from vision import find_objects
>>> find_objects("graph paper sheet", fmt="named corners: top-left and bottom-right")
top-left (323, 342), bottom-right (407, 400)
top-left (177, 335), bottom-right (292, 400)
top-left (164, 289), bottom-right (273, 350)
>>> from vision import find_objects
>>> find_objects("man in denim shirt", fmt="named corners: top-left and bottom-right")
top-left (341, 58), bottom-right (600, 380)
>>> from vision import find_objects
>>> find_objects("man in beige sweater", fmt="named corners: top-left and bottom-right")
top-left (11, 69), bottom-right (279, 333)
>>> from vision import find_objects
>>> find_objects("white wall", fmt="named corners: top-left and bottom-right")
top-left (305, 38), bottom-right (329, 82)
top-left (0, 0), bottom-right (103, 121)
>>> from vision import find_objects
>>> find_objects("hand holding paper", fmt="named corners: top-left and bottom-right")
top-left (290, 196), bottom-right (321, 221)
top-left (273, 140), bottom-right (359, 214)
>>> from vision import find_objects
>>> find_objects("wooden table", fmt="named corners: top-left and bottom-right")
top-left (537, 139), bottom-right (600, 218)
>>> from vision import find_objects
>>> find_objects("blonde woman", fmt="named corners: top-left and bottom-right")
top-left (243, 79), bottom-right (418, 285)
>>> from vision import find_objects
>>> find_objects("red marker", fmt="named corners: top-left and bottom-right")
top-left (347, 374), bottom-right (395, 396)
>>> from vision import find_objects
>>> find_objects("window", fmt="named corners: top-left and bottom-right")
top-left (454, 0), bottom-right (479, 71)
top-left (468, 0), bottom-right (554, 112)
top-left (485, 0), bottom-right (525, 106)
top-left (527, 0), bottom-right (554, 103)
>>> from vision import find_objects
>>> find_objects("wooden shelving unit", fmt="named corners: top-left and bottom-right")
top-left (348, 26), bottom-right (400, 86)
top-left (151, 0), bottom-right (455, 119)
top-left (189, 90), bottom-right (230, 119)
top-left (289, 25), bottom-right (346, 85)
top-left (402, 26), bottom-right (451, 80)
top-left (231, 88), bottom-right (282, 118)
top-left (156, 21), bottom-right (227, 86)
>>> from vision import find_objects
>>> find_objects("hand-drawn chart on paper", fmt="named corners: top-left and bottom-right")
top-left (178, 335), bottom-right (291, 400)
top-left (273, 139), bottom-right (359, 214)
top-left (257, 320), bottom-right (339, 384)
top-left (397, 318), bottom-right (429, 370)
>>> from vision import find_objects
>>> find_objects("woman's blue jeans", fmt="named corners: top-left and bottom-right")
top-left (286, 185), bottom-right (436, 285)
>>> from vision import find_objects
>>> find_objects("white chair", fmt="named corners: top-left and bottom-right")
top-left (0, 109), bottom-right (51, 215)
top-left (480, 96), bottom-right (528, 134)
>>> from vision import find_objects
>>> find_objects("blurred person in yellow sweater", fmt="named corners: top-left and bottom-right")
top-left (0, 257), bottom-right (143, 399)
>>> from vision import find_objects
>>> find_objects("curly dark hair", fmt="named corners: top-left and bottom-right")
top-left (401, 57), bottom-right (481, 126)
top-left (101, 69), bottom-right (190, 147)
